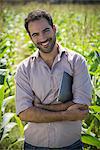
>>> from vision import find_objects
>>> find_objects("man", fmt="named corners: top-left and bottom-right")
top-left (15, 9), bottom-right (92, 150)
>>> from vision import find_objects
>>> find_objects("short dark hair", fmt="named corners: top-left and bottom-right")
top-left (24, 9), bottom-right (53, 36)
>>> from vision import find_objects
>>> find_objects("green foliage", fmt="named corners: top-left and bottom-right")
top-left (0, 2), bottom-right (100, 149)
top-left (82, 105), bottom-right (100, 149)
top-left (82, 134), bottom-right (100, 148)
top-left (0, 20), bottom-right (24, 149)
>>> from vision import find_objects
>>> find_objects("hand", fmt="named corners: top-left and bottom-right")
top-left (67, 103), bottom-right (88, 111)
top-left (32, 96), bottom-right (41, 106)
top-left (65, 108), bottom-right (89, 121)
top-left (65, 104), bottom-right (89, 121)
top-left (34, 103), bottom-right (43, 108)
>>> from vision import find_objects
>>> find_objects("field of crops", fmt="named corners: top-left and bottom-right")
top-left (0, 2), bottom-right (100, 150)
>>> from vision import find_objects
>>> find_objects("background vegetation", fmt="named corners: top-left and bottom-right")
top-left (0, 1), bottom-right (100, 150)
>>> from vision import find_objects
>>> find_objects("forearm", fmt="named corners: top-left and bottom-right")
top-left (19, 106), bottom-right (65, 123)
top-left (19, 104), bottom-right (88, 123)
top-left (34, 101), bottom-right (75, 112)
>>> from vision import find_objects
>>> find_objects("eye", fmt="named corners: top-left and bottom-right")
top-left (32, 33), bottom-right (38, 37)
top-left (43, 28), bottom-right (50, 33)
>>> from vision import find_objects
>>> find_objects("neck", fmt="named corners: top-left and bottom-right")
top-left (40, 44), bottom-right (58, 68)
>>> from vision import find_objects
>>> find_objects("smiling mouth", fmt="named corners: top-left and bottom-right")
top-left (40, 40), bottom-right (50, 47)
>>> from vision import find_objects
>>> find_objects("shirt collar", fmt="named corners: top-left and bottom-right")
top-left (31, 43), bottom-right (66, 61)
top-left (57, 44), bottom-right (66, 61)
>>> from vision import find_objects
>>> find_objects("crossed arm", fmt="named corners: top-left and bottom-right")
top-left (19, 100), bottom-right (89, 123)
top-left (17, 53), bottom-right (91, 124)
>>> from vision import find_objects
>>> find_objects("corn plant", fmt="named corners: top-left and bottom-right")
top-left (0, 32), bottom-right (24, 149)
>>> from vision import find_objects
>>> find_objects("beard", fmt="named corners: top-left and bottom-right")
top-left (34, 34), bottom-right (56, 53)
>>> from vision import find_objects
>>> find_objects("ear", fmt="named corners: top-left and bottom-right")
top-left (53, 25), bottom-right (56, 32)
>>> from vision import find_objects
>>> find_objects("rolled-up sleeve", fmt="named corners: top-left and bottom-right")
top-left (15, 64), bottom-right (35, 115)
top-left (72, 55), bottom-right (92, 105)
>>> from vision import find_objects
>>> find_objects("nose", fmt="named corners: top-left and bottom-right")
top-left (38, 32), bottom-right (47, 43)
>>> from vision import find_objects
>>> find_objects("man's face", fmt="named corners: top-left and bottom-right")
top-left (28, 18), bottom-right (56, 53)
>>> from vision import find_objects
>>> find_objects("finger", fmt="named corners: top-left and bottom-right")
top-left (77, 104), bottom-right (88, 110)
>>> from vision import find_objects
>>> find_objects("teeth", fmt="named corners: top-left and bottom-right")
top-left (41, 41), bottom-right (49, 46)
